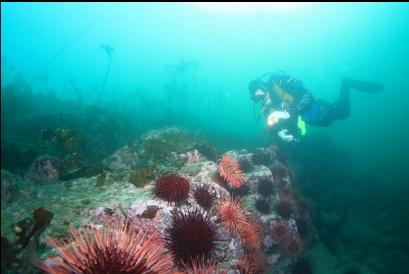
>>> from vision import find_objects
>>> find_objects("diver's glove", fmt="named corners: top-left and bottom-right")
top-left (267, 110), bottom-right (290, 127)
top-left (278, 129), bottom-right (295, 142)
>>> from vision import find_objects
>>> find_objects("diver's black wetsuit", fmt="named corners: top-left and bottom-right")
top-left (249, 72), bottom-right (383, 140)
top-left (313, 77), bottom-right (383, 126)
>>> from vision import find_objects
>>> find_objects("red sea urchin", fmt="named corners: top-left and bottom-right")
top-left (271, 220), bottom-right (291, 242)
top-left (234, 253), bottom-right (267, 274)
top-left (233, 256), bottom-right (257, 274)
top-left (218, 155), bottom-right (245, 189)
top-left (153, 174), bottom-right (190, 204)
top-left (38, 222), bottom-right (173, 274)
top-left (181, 256), bottom-right (219, 274)
top-left (239, 219), bottom-right (264, 252)
top-left (216, 196), bottom-right (249, 236)
top-left (164, 208), bottom-right (217, 267)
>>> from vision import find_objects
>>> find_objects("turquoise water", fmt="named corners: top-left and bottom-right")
top-left (2, 3), bottom-right (409, 274)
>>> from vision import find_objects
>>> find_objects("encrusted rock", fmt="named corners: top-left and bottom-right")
top-left (25, 155), bottom-right (60, 182)
top-left (102, 145), bottom-right (139, 171)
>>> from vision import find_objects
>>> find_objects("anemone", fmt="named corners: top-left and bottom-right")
top-left (218, 155), bottom-right (245, 189)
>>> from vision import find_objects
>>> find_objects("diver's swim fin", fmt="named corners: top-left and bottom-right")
top-left (342, 77), bottom-right (384, 93)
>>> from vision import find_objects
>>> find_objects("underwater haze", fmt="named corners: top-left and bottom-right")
top-left (2, 2), bottom-right (409, 274)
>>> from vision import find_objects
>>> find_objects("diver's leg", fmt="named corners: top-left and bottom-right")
top-left (329, 78), bottom-right (351, 120)
top-left (315, 78), bottom-right (383, 124)
top-left (313, 100), bottom-right (337, 126)
top-left (341, 77), bottom-right (384, 93)
top-left (324, 77), bottom-right (383, 122)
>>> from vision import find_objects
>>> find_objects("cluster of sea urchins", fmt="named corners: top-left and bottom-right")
top-left (38, 222), bottom-right (173, 274)
top-left (271, 220), bottom-right (303, 258)
top-left (216, 196), bottom-right (266, 270)
top-left (38, 143), bottom-right (309, 273)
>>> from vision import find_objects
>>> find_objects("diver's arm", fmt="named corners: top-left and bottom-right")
top-left (267, 111), bottom-right (300, 143)
top-left (277, 116), bottom-right (300, 142)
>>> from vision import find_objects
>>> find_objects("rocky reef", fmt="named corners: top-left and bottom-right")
top-left (1, 126), bottom-right (318, 273)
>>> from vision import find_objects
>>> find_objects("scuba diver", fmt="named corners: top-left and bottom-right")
top-left (249, 71), bottom-right (383, 143)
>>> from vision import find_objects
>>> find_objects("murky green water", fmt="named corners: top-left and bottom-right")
top-left (2, 3), bottom-right (409, 274)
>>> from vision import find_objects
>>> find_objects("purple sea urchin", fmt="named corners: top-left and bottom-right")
top-left (193, 184), bottom-right (215, 210)
top-left (255, 198), bottom-right (270, 214)
top-left (164, 208), bottom-right (217, 266)
top-left (276, 199), bottom-right (294, 219)
top-left (256, 178), bottom-right (274, 198)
